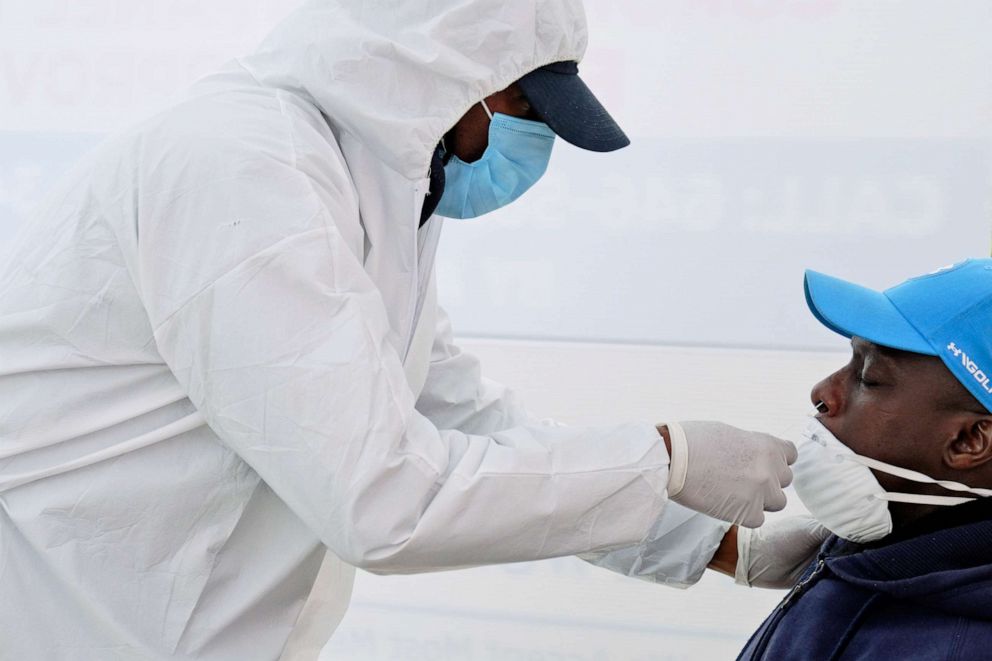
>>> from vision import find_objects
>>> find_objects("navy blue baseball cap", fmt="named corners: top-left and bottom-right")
top-left (804, 259), bottom-right (992, 413)
top-left (516, 61), bottom-right (630, 153)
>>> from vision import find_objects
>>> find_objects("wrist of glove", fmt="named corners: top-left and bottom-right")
top-left (664, 420), bottom-right (797, 528)
top-left (664, 421), bottom-right (690, 499)
top-left (735, 515), bottom-right (830, 589)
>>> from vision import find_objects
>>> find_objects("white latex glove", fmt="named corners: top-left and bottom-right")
top-left (666, 421), bottom-right (797, 528)
top-left (735, 515), bottom-right (830, 589)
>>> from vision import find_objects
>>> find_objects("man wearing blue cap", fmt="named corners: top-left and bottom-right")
top-left (734, 259), bottom-right (992, 660)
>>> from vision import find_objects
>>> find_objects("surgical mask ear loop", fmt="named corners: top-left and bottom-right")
top-left (439, 98), bottom-right (493, 160)
top-left (480, 99), bottom-right (494, 120)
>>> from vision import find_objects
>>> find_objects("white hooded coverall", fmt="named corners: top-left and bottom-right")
top-left (0, 0), bottom-right (728, 658)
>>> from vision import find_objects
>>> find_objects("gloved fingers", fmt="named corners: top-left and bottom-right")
top-left (802, 518), bottom-right (831, 544)
top-left (763, 484), bottom-right (788, 513)
top-left (778, 464), bottom-right (794, 488)
top-left (737, 514), bottom-right (828, 589)
top-left (779, 438), bottom-right (798, 465)
top-left (754, 432), bottom-right (797, 462)
top-left (780, 514), bottom-right (830, 545)
top-left (738, 509), bottom-right (765, 529)
top-left (671, 421), bottom-right (798, 530)
top-left (755, 436), bottom-right (796, 484)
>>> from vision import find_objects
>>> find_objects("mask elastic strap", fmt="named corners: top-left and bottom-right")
top-left (874, 492), bottom-right (975, 506)
top-left (846, 453), bottom-right (992, 498)
top-left (480, 99), bottom-right (494, 120)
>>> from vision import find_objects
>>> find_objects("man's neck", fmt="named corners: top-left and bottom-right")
top-left (867, 498), bottom-right (992, 549)
top-left (889, 502), bottom-right (940, 530)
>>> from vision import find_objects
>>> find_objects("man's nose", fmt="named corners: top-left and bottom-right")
top-left (810, 372), bottom-right (844, 416)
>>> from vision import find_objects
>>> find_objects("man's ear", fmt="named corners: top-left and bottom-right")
top-left (945, 418), bottom-right (992, 470)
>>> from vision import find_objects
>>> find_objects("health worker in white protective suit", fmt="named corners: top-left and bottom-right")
top-left (0, 1), bottom-right (826, 659)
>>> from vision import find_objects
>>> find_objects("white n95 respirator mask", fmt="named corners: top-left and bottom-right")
top-left (792, 416), bottom-right (992, 543)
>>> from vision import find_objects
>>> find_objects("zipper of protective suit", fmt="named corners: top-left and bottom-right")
top-left (404, 183), bottom-right (443, 360)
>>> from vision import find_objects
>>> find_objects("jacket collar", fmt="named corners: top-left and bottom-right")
top-left (822, 500), bottom-right (992, 618)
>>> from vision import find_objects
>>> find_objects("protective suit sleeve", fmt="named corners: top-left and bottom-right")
top-left (415, 306), bottom-right (533, 435)
top-left (414, 312), bottom-right (734, 585)
top-left (579, 503), bottom-right (731, 588)
top-left (137, 150), bottom-right (670, 574)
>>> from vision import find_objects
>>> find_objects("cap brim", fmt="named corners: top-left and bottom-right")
top-left (517, 66), bottom-right (630, 153)
top-left (804, 270), bottom-right (935, 355)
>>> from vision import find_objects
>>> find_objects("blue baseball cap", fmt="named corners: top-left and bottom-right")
top-left (804, 258), bottom-right (992, 413)
top-left (516, 61), bottom-right (630, 153)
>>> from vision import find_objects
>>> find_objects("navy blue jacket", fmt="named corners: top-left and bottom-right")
top-left (738, 500), bottom-right (992, 660)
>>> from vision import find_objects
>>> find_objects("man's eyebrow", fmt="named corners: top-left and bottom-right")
top-left (853, 339), bottom-right (900, 369)
top-left (869, 344), bottom-right (926, 380)
top-left (871, 346), bottom-right (898, 362)
top-left (850, 338), bottom-right (874, 359)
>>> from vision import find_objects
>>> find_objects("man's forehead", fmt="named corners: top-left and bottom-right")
top-left (851, 337), bottom-right (906, 362)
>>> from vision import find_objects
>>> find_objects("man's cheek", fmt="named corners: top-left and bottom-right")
top-left (827, 422), bottom-right (873, 458)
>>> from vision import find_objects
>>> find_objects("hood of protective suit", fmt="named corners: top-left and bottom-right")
top-left (240, 0), bottom-right (589, 182)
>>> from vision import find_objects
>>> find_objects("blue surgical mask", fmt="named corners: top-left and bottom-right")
top-left (436, 100), bottom-right (555, 219)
